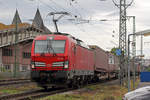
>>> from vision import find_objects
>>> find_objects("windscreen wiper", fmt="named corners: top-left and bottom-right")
top-left (47, 40), bottom-right (57, 56)
top-left (40, 47), bottom-right (46, 56)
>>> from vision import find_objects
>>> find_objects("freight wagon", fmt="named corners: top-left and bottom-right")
top-left (89, 45), bottom-right (119, 80)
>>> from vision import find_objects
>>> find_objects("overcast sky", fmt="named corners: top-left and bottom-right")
top-left (0, 0), bottom-right (150, 58)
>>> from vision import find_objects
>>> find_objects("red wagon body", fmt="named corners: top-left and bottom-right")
top-left (107, 52), bottom-right (119, 73)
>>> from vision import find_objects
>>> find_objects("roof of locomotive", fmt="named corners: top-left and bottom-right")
top-left (89, 45), bottom-right (115, 55)
top-left (89, 45), bottom-right (105, 51)
top-left (34, 32), bottom-right (90, 49)
top-left (34, 32), bottom-right (74, 40)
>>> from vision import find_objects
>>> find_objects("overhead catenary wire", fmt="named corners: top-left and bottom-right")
top-left (49, 0), bottom-right (75, 16)
top-left (40, 0), bottom-right (118, 32)
top-left (0, 1), bottom-right (14, 24)
top-left (41, 0), bottom-right (119, 49)
top-left (68, 20), bottom-right (111, 48)
top-left (38, 0), bottom-right (57, 12)
top-left (68, 0), bottom-right (96, 19)
top-left (67, 0), bottom-right (83, 18)
top-left (36, 0), bottom-right (121, 49)
top-left (66, 17), bottom-right (119, 47)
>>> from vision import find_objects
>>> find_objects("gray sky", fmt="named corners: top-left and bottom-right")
top-left (0, 0), bottom-right (150, 58)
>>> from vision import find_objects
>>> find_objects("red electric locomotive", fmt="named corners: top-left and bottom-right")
top-left (31, 33), bottom-right (94, 89)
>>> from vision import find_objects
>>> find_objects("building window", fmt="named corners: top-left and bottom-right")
top-left (4, 64), bottom-right (11, 70)
top-left (23, 52), bottom-right (31, 58)
top-left (21, 66), bottom-right (27, 71)
top-left (2, 48), bottom-right (13, 56)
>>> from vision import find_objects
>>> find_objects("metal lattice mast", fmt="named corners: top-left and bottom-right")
top-left (119, 0), bottom-right (127, 85)
top-left (112, 0), bottom-right (133, 85)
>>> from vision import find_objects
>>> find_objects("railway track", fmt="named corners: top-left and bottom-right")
top-left (0, 79), bottom-right (31, 86)
top-left (0, 78), bottom-right (118, 100)
top-left (0, 79), bottom-right (29, 82)
top-left (0, 87), bottom-right (72, 100)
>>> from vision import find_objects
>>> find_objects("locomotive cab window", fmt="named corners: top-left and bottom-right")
top-left (34, 40), bottom-right (66, 54)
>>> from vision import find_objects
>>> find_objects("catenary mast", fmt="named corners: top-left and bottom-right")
top-left (112, 0), bottom-right (133, 85)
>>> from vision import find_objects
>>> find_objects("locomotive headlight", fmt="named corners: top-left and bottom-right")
top-left (64, 61), bottom-right (69, 68)
top-left (31, 64), bottom-right (35, 68)
top-left (31, 62), bottom-right (35, 69)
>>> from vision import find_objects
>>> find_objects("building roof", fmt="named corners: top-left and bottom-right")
top-left (0, 23), bottom-right (30, 30)
top-left (0, 8), bottom-right (51, 33)
top-left (32, 8), bottom-right (45, 30)
top-left (32, 8), bottom-right (51, 33)
top-left (0, 9), bottom-right (31, 31)
top-left (12, 9), bottom-right (22, 25)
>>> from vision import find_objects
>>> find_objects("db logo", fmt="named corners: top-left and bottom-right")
top-left (47, 64), bottom-right (51, 67)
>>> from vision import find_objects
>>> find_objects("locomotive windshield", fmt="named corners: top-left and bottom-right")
top-left (34, 40), bottom-right (66, 54)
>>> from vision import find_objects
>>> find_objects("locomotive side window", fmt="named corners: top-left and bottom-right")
top-left (34, 40), bottom-right (66, 53)
top-left (76, 39), bottom-right (89, 49)
top-left (74, 46), bottom-right (76, 54)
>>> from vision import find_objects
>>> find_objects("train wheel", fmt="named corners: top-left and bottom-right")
top-left (68, 84), bottom-right (72, 88)
top-left (107, 73), bottom-right (110, 80)
top-left (83, 76), bottom-right (86, 85)
top-left (67, 81), bottom-right (73, 88)
top-left (72, 77), bottom-right (76, 89)
top-left (73, 77), bottom-right (80, 89)
top-left (77, 80), bottom-right (81, 88)
top-left (80, 76), bottom-right (84, 87)
top-left (67, 79), bottom-right (73, 88)
top-left (52, 86), bottom-right (56, 89)
top-left (93, 75), bottom-right (99, 82)
top-left (88, 76), bottom-right (92, 84)
top-left (73, 83), bottom-right (80, 89)
top-left (43, 86), bottom-right (48, 90)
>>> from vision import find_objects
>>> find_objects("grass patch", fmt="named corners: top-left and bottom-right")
top-left (0, 84), bottom-right (41, 95)
top-left (37, 79), bottom-right (140, 100)
top-left (39, 94), bottom-right (83, 100)
top-left (131, 79), bottom-right (140, 90)
top-left (0, 89), bottom-right (20, 94)
top-left (39, 85), bottom-right (127, 100)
